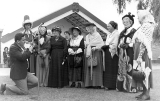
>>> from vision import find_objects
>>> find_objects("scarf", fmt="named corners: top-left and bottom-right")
top-left (132, 22), bottom-right (154, 59)
top-left (85, 32), bottom-right (104, 57)
top-left (106, 30), bottom-right (119, 57)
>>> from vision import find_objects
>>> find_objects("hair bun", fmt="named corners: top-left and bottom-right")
top-left (128, 12), bottom-right (131, 15)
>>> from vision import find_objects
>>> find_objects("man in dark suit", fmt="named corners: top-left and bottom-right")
top-left (0, 33), bottom-right (38, 95)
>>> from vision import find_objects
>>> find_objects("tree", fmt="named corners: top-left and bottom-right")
top-left (112, 0), bottom-right (160, 42)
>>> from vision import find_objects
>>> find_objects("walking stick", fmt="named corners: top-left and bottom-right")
top-left (37, 22), bottom-right (44, 101)
top-left (29, 22), bottom-right (44, 101)
top-left (90, 50), bottom-right (93, 80)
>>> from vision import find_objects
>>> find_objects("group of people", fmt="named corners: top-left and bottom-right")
top-left (0, 9), bottom-right (155, 100)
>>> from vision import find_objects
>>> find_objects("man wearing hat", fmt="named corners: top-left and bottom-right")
top-left (84, 23), bottom-right (104, 88)
top-left (117, 12), bottom-right (137, 92)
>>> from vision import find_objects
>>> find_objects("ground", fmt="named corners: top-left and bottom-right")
top-left (0, 64), bottom-right (159, 101)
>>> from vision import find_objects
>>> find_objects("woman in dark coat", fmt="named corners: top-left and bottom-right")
top-left (101, 21), bottom-right (119, 90)
top-left (117, 12), bottom-right (136, 92)
top-left (68, 27), bottom-right (84, 88)
top-left (48, 27), bottom-right (68, 88)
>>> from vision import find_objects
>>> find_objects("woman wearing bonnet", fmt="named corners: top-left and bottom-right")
top-left (117, 12), bottom-right (137, 92)
top-left (132, 10), bottom-right (155, 100)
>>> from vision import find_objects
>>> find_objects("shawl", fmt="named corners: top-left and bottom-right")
top-left (132, 22), bottom-right (154, 59)
top-left (105, 30), bottom-right (119, 57)
top-left (85, 32), bottom-right (104, 57)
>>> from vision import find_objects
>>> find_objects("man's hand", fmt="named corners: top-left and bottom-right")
top-left (29, 46), bottom-right (34, 53)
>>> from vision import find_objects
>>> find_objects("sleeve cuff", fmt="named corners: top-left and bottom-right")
top-left (129, 43), bottom-right (133, 47)
top-left (68, 48), bottom-right (74, 54)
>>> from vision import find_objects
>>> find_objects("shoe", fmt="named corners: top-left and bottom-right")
top-left (104, 87), bottom-right (115, 90)
top-left (70, 82), bottom-right (75, 87)
top-left (135, 93), bottom-right (144, 98)
top-left (131, 87), bottom-right (137, 93)
top-left (77, 83), bottom-right (81, 88)
top-left (0, 83), bottom-right (6, 95)
top-left (137, 95), bottom-right (150, 100)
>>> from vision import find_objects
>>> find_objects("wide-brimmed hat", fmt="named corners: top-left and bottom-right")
top-left (84, 23), bottom-right (96, 27)
top-left (51, 27), bottom-right (62, 33)
top-left (71, 27), bottom-right (81, 35)
top-left (22, 15), bottom-right (33, 28)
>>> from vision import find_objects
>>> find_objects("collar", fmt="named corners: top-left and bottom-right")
top-left (15, 42), bottom-right (25, 51)
top-left (89, 31), bottom-right (98, 37)
top-left (108, 30), bottom-right (118, 37)
top-left (125, 26), bottom-right (133, 35)
top-left (72, 35), bottom-right (80, 40)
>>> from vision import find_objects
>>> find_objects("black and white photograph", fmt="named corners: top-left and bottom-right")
top-left (0, 0), bottom-right (160, 101)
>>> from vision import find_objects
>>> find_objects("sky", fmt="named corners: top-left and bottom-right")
top-left (0, 0), bottom-right (139, 36)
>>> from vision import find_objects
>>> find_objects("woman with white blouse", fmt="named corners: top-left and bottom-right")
top-left (68, 27), bottom-right (84, 88)
top-left (101, 21), bottom-right (119, 90)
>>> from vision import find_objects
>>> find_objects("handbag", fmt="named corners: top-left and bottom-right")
top-left (88, 56), bottom-right (97, 67)
top-left (74, 56), bottom-right (82, 68)
top-left (132, 61), bottom-right (145, 82)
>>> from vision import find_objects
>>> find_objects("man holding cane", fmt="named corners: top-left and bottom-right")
top-left (0, 33), bottom-right (38, 95)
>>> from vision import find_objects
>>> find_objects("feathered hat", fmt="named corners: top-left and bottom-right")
top-left (22, 15), bottom-right (33, 28)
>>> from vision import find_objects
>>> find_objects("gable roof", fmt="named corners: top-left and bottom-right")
top-left (1, 2), bottom-right (108, 43)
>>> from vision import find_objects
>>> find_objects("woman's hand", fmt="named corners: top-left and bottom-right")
top-left (92, 47), bottom-right (97, 51)
top-left (137, 57), bottom-right (142, 64)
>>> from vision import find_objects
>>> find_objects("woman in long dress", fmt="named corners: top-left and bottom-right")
top-left (22, 18), bottom-right (35, 73)
top-left (117, 12), bottom-right (136, 92)
top-left (35, 26), bottom-right (50, 87)
top-left (68, 27), bottom-right (84, 88)
top-left (84, 23), bottom-right (104, 88)
top-left (132, 10), bottom-right (155, 100)
top-left (101, 21), bottom-right (119, 90)
top-left (48, 27), bottom-right (68, 88)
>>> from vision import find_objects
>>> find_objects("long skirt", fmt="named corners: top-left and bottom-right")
top-left (48, 49), bottom-right (69, 88)
top-left (103, 48), bottom-right (119, 89)
top-left (84, 49), bottom-right (103, 87)
top-left (117, 47), bottom-right (134, 92)
top-left (68, 55), bottom-right (83, 82)
top-left (36, 54), bottom-right (49, 87)
top-left (132, 42), bottom-right (153, 89)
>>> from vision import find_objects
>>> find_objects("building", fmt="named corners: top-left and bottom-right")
top-left (1, 2), bottom-right (109, 64)
top-left (1, 2), bottom-right (160, 65)
top-left (0, 29), bottom-right (3, 65)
